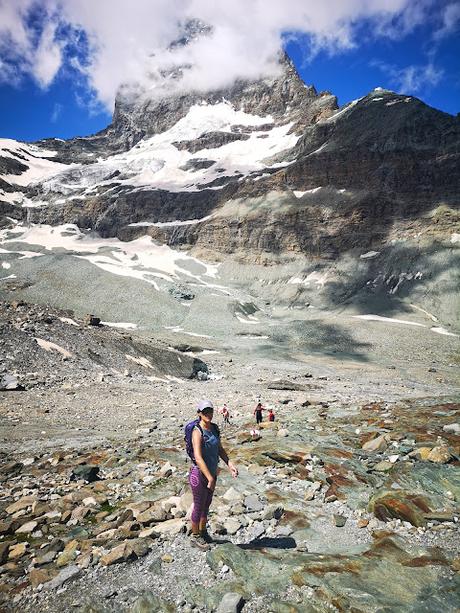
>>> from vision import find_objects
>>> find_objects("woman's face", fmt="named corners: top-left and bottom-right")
top-left (200, 409), bottom-right (214, 424)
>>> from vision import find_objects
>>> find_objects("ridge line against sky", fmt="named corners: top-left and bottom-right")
top-left (0, 0), bottom-right (459, 141)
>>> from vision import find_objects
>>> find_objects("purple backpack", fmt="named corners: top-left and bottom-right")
top-left (184, 419), bottom-right (219, 463)
top-left (184, 418), bottom-right (201, 463)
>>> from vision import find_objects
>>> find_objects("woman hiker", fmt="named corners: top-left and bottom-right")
top-left (189, 399), bottom-right (238, 550)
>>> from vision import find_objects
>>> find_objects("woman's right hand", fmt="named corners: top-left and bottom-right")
top-left (207, 476), bottom-right (216, 491)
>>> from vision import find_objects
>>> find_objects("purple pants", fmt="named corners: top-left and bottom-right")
top-left (189, 466), bottom-right (215, 524)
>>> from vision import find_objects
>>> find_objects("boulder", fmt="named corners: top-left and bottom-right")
top-left (70, 465), bottom-right (100, 482)
top-left (29, 568), bottom-right (58, 588)
top-left (216, 592), bottom-right (244, 613)
top-left (15, 520), bottom-right (38, 534)
top-left (244, 495), bottom-right (264, 512)
top-left (43, 565), bottom-right (81, 590)
top-left (427, 446), bottom-right (452, 464)
top-left (223, 518), bottom-right (242, 535)
top-left (137, 506), bottom-right (168, 525)
top-left (413, 447), bottom-right (432, 461)
top-left (443, 423), bottom-right (460, 435)
top-left (56, 539), bottom-right (79, 567)
top-left (362, 434), bottom-right (390, 452)
top-left (84, 314), bottom-right (101, 326)
top-left (151, 518), bottom-right (185, 536)
top-left (8, 542), bottom-right (28, 559)
top-left (100, 543), bottom-right (133, 566)
top-left (0, 373), bottom-right (24, 391)
top-left (126, 538), bottom-right (153, 559)
top-left (6, 496), bottom-right (35, 514)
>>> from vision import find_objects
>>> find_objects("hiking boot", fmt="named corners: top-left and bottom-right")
top-left (190, 534), bottom-right (210, 551)
top-left (200, 530), bottom-right (213, 544)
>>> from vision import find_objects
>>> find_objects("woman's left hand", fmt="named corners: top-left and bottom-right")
top-left (228, 461), bottom-right (238, 478)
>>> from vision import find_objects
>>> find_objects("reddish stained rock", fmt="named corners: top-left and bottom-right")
top-left (403, 554), bottom-right (448, 568)
top-left (368, 492), bottom-right (429, 527)
top-left (362, 402), bottom-right (385, 412)
top-left (323, 447), bottom-right (353, 459)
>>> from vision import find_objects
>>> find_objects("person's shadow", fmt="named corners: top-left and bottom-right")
top-left (210, 536), bottom-right (297, 550)
top-left (238, 536), bottom-right (297, 550)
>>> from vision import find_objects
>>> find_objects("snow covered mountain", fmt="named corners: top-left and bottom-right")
top-left (1, 57), bottom-right (458, 252)
top-left (1, 56), bottom-right (459, 333)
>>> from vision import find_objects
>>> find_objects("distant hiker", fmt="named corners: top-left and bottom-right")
top-left (185, 400), bottom-right (238, 550)
top-left (268, 408), bottom-right (275, 422)
top-left (254, 401), bottom-right (264, 424)
top-left (222, 403), bottom-right (230, 425)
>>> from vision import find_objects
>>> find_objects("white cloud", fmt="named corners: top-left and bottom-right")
top-left (372, 59), bottom-right (444, 94)
top-left (50, 101), bottom-right (62, 122)
top-left (34, 21), bottom-right (62, 87)
top-left (0, 0), bottom-right (445, 110)
top-left (0, 0), bottom-right (62, 88)
top-left (433, 2), bottom-right (460, 40)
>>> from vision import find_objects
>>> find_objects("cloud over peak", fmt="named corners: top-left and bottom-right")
top-left (0, 0), bottom-right (453, 112)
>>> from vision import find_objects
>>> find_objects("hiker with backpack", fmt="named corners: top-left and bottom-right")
top-left (185, 399), bottom-right (238, 550)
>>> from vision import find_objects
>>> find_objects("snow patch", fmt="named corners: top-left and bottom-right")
top-left (35, 337), bottom-right (73, 358)
top-left (101, 321), bottom-right (138, 329)
top-left (451, 233), bottom-right (460, 244)
top-left (431, 327), bottom-right (459, 337)
top-left (128, 214), bottom-right (213, 228)
top-left (0, 224), bottom-right (223, 292)
top-left (322, 98), bottom-right (362, 123)
top-left (126, 354), bottom-right (154, 369)
top-left (360, 251), bottom-right (380, 259)
top-left (293, 187), bottom-right (321, 198)
top-left (352, 314), bottom-right (425, 328)
top-left (235, 314), bottom-right (259, 325)
top-left (59, 317), bottom-right (79, 327)
top-left (0, 139), bottom-right (69, 187)
top-left (164, 326), bottom-right (213, 338)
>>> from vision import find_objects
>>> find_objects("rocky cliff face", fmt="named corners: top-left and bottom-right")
top-left (0, 56), bottom-right (459, 262)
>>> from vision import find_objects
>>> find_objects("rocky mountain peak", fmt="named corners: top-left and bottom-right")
top-left (109, 53), bottom-right (337, 152)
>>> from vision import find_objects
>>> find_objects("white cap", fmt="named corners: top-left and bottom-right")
top-left (197, 399), bottom-right (214, 412)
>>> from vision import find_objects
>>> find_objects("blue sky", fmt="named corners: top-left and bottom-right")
top-left (0, 1), bottom-right (459, 143)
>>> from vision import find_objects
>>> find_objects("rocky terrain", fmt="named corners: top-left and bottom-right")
top-left (0, 299), bottom-right (459, 612)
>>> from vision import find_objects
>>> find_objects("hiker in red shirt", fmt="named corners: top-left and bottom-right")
top-left (268, 408), bottom-right (275, 422)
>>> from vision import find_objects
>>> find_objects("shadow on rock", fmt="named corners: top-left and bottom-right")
top-left (238, 536), bottom-right (297, 550)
